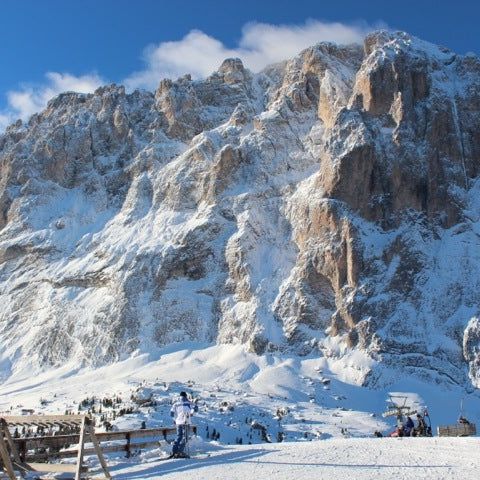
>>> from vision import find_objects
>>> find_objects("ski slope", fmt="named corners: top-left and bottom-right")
top-left (103, 437), bottom-right (480, 480)
top-left (0, 344), bottom-right (479, 479)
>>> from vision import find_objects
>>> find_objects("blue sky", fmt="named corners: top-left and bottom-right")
top-left (1, 0), bottom-right (479, 128)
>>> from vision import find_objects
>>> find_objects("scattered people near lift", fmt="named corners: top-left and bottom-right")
top-left (169, 391), bottom-right (198, 459)
top-left (387, 411), bottom-right (431, 437)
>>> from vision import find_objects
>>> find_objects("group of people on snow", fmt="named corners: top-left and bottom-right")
top-left (389, 413), bottom-right (429, 437)
top-left (374, 411), bottom-right (431, 438)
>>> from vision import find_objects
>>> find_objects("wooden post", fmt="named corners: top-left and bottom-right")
top-left (75, 416), bottom-right (87, 480)
top-left (125, 432), bottom-right (131, 458)
top-left (0, 424), bottom-right (17, 480)
top-left (86, 421), bottom-right (111, 479)
top-left (1, 420), bottom-right (22, 466)
top-left (19, 440), bottom-right (26, 463)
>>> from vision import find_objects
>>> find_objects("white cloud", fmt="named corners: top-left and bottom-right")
top-left (0, 72), bottom-right (104, 129)
top-left (124, 19), bottom-right (381, 90)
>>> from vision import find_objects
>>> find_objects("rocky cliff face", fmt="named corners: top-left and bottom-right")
top-left (1, 31), bottom-right (480, 389)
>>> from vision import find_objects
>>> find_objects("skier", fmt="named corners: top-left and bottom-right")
top-left (170, 391), bottom-right (197, 458)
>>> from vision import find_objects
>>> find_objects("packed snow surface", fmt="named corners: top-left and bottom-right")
top-left (108, 437), bottom-right (480, 480)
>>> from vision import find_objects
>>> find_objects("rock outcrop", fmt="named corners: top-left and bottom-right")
top-left (1, 31), bottom-right (480, 389)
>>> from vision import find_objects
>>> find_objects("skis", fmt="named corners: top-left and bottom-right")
top-left (158, 452), bottom-right (191, 461)
top-left (158, 454), bottom-right (181, 461)
top-left (159, 423), bottom-right (210, 462)
top-left (158, 453), bottom-right (211, 462)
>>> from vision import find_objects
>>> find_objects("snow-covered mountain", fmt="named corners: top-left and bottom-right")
top-left (1, 30), bottom-right (480, 392)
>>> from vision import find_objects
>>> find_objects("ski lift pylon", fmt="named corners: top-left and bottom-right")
top-left (382, 395), bottom-right (417, 420)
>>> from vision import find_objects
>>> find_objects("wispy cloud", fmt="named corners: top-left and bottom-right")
top-left (125, 19), bottom-right (379, 90)
top-left (1, 19), bottom-right (383, 131)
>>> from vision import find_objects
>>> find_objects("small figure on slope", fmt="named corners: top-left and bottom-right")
top-left (170, 391), bottom-right (198, 458)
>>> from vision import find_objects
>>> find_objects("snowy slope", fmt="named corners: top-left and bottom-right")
top-left (1, 344), bottom-right (479, 440)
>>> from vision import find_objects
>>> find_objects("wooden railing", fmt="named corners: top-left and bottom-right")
top-left (2, 414), bottom-right (112, 480)
top-left (13, 426), bottom-right (197, 461)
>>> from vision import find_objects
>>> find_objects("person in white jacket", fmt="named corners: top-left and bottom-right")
top-left (170, 391), bottom-right (197, 457)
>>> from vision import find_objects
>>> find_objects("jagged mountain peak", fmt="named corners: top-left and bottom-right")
top-left (1, 31), bottom-right (480, 392)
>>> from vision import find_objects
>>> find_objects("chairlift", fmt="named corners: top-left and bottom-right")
top-left (382, 395), bottom-right (417, 423)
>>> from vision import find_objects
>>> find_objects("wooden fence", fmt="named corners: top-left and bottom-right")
top-left (2, 414), bottom-right (111, 480)
top-left (12, 425), bottom-right (197, 462)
